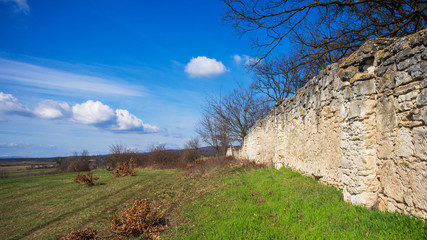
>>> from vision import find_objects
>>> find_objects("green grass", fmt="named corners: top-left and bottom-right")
top-left (0, 169), bottom-right (183, 239)
top-left (167, 166), bottom-right (426, 239)
top-left (0, 165), bottom-right (425, 239)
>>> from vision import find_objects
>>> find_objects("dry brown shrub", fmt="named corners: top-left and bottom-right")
top-left (111, 157), bottom-right (137, 177)
top-left (73, 172), bottom-right (99, 186)
top-left (111, 198), bottom-right (167, 237)
top-left (60, 228), bottom-right (99, 240)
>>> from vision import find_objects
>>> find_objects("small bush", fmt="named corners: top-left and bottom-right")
top-left (111, 198), bottom-right (167, 237)
top-left (60, 228), bottom-right (99, 240)
top-left (73, 172), bottom-right (99, 186)
top-left (111, 157), bottom-right (136, 177)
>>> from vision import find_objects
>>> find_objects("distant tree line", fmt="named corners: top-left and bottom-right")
top-left (58, 141), bottom-right (206, 172)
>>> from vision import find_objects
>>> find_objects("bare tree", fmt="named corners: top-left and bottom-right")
top-left (197, 87), bottom-right (270, 155)
top-left (252, 56), bottom-right (308, 103)
top-left (224, 0), bottom-right (427, 101)
top-left (196, 109), bottom-right (230, 156)
top-left (181, 137), bottom-right (201, 163)
top-left (224, 0), bottom-right (426, 61)
top-left (107, 143), bottom-right (134, 169)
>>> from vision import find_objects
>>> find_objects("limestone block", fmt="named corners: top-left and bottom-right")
top-left (349, 72), bottom-right (375, 83)
top-left (394, 82), bottom-right (418, 96)
top-left (376, 96), bottom-right (397, 133)
top-left (397, 55), bottom-right (420, 71)
top-left (408, 61), bottom-right (427, 80)
top-left (349, 99), bottom-right (376, 119)
top-left (380, 161), bottom-right (404, 203)
top-left (413, 127), bottom-right (427, 160)
top-left (396, 127), bottom-right (414, 158)
top-left (352, 79), bottom-right (376, 97)
top-left (398, 102), bottom-right (412, 111)
top-left (416, 88), bottom-right (427, 107)
top-left (404, 192), bottom-right (414, 207)
top-left (377, 72), bottom-right (395, 93)
top-left (408, 162), bottom-right (427, 210)
top-left (351, 192), bottom-right (378, 208)
top-left (394, 71), bottom-right (412, 87)
top-left (397, 91), bottom-right (418, 102)
top-left (338, 66), bottom-right (358, 81)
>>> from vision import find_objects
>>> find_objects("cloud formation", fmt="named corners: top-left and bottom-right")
top-left (115, 109), bottom-right (159, 132)
top-left (185, 56), bottom-right (227, 78)
top-left (0, 92), bottom-right (31, 118)
top-left (34, 100), bottom-right (71, 119)
top-left (0, 58), bottom-right (144, 97)
top-left (0, 0), bottom-right (30, 13)
top-left (72, 100), bottom-right (115, 124)
top-left (0, 92), bottom-right (159, 134)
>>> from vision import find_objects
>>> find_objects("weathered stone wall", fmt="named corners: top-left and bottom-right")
top-left (230, 29), bottom-right (427, 218)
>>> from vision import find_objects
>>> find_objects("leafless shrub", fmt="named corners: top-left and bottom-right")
top-left (111, 198), bottom-right (167, 238)
top-left (110, 157), bottom-right (137, 177)
top-left (73, 172), bottom-right (99, 187)
top-left (60, 228), bottom-right (99, 240)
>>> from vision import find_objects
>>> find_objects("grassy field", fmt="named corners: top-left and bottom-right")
top-left (0, 160), bottom-right (57, 178)
top-left (0, 164), bottom-right (425, 239)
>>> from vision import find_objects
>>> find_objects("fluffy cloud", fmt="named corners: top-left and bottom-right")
top-left (0, 92), bottom-right (30, 117)
top-left (115, 109), bottom-right (159, 132)
top-left (0, 92), bottom-right (160, 134)
top-left (185, 56), bottom-right (227, 78)
top-left (0, 0), bottom-right (30, 13)
top-left (72, 100), bottom-right (115, 124)
top-left (34, 100), bottom-right (71, 119)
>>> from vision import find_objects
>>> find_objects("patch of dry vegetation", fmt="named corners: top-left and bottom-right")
top-left (111, 198), bottom-right (167, 238)
top-left (73, 172), bottom-right (99, 187)
top-left (60, 228), bottom-right (99, 240)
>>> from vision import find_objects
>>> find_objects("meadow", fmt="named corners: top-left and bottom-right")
top-left (0, 162), bottom-right (425, 239)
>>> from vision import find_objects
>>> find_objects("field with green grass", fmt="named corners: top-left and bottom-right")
top-left (0, 163), bottom-right (425, 239)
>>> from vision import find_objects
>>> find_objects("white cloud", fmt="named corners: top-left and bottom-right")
top-left (0, 58), bottom-right (144, 97)
top-left (115, 109), bottom-right (159, 132)
top-left (0, 92), bottom-right (159, 134)
top-left (233, 54), bottom-right (242, 64)
top-left (233, 54), bottom-right (261, 66)
top-left (0, 92), bottom-right (30, 116)
top-left (34, 100), bottom-right (70, 119)
top-left (72, 100), bottom-right (115, 124)
top-left (0, 0), bottom-right (30, 13)
top-left (185, 56), bottom-right (227, 78)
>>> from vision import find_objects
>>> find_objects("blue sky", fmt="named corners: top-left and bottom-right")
top-left (0, 0), bottom-right (258, 157)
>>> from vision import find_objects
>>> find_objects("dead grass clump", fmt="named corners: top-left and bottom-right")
top-left (111, 157), bottom-right (137, 177)
top-left (73, 172), bottom-right (99, 186)
top-left (185, 156), bottom-right (237, 175)
top-left (238, 158), bottom-right (269, 169)
top-left (60, 228), bottom-right (100, 240)
top-left (111, 198), bottom-right (167, 238)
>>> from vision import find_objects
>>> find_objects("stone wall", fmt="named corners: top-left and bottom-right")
top-left (230, 29), bottom-right (427, 219)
